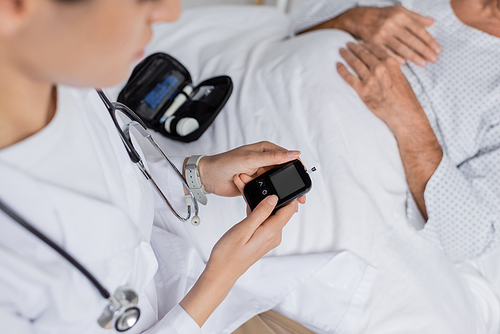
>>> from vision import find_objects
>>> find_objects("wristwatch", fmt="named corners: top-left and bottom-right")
top-left (184, 155), bottom-right (208, 205)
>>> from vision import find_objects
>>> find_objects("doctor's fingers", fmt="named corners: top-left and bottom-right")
top-left (233, 170), bottom-right (268, 195)
top-left (244, 196), bottom-right (296, 231)
top-left (233, 174), bottom-right (253, 215)
top-left (238, 195), bottom-right (279, 235)
top-left (235, 174), bottom-right (306, 207)
top-left (252, 141), bottom-right (289, 154)
top-left (234, 174), bottom-right (247, 194)
top-left (247, 141), bottom-right (301, 167)
top-left (248, 200), bottom-right (298, 249)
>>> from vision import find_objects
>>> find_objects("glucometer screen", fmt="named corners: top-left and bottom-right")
top-left (269, 165), bottom-right (306, 199)
top-left (145, 74), bottom-right (179, 109)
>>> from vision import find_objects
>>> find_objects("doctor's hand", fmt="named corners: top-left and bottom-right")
top-left (305, 5), bottom-right (441, 66)
top-left (208, 195), bottom-right (297, 280)
top-left (180, 195), bottom-right (298, 327)
top-left (196, 141), bottom-right (303, 198)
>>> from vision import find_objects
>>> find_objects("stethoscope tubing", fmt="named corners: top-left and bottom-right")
top-left (97, 91), bottom-right (200, 223)
top-left (0, 199), bottom-right (111, 299)
top-left (0, 90), bottom-right (202, 332)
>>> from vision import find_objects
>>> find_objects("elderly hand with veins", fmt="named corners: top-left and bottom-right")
top-left (305, 5), bottom-right (441, 67)
top-left (336, 42), bottom-right (443, 220)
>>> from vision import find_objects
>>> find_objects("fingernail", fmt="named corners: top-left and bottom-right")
top-left (266, 195), bottom-right (278, 206)
top-left (417, 59), bottom-right (426, 67)
top-left (430, 55), bottom-right (438, 63)
top-left (434, 45), bottom-right (442, 53)
top-left (287, 150), bottom-right (300, 157)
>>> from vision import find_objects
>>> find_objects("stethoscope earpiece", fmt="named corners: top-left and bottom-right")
top-left (98, 287), bottom-right (140, 332)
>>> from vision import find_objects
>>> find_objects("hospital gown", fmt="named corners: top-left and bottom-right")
top-left (290, 0), bottom-right (500, 262)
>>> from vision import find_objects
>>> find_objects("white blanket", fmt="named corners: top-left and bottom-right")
top-left (112, 6), bottom-right (500, 334)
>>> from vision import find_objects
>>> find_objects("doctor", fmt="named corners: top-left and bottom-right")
top-left (0, 0), bottom-right (374, 333)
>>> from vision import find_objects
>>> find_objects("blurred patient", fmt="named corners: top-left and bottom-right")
top-left (292, 0), bottom-right (500, 262)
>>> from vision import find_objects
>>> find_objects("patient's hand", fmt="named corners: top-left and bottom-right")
top-left (306, 6), bottom-right (441, 67)
top-left (337, 42), bottom-right (443, 220)
top-left (336, 42), bottom-right (423, 131)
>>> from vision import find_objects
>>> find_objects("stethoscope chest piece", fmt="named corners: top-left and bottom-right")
top-left (191, 215), bottom-right (201, 226)
top-left (98, 287), bottom-right (141, 332)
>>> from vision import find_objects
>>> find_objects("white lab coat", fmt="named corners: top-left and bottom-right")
top-left (0, 86), bottom-right (375, 333)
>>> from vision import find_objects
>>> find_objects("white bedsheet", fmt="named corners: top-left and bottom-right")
top-left (110, 6), bottom-right (500, 333)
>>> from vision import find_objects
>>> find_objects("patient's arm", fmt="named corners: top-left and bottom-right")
top-left (291, 1), bottom-right (441, 67)
top-left (336, 42), bottom-right (442, 219)
top-left (337, 42), bottom-right (500, 261)
top-left (305, 6), bottom-right (440, 67)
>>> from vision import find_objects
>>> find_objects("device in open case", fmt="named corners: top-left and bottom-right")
top-left (117, 52), bottom-right (233, 142)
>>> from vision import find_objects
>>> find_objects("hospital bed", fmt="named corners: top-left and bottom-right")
top-left (255, 0), bottom-right (289, 12)
top-left (112, 5), bottom-right (500, 334)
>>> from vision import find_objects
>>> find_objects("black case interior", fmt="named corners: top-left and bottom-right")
top-left (118, 53), bottom-right (233, 142)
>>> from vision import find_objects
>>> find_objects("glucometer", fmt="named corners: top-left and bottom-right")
top-left (118, 53), bottom-right (233, 142)
top-left (244, 160), bottom-right (315, 213)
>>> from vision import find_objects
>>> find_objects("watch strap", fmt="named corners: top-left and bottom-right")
top-left (185, 155), bottom-right (208, 205)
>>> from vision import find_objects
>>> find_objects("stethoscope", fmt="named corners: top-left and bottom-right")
top-left (96, 89), bottom-right (201, 226)
top-left (0, 89), bottom-right (202, 332)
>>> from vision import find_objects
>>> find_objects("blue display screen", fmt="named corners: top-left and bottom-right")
top-left (144, 75), bottom-right (179, 109)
